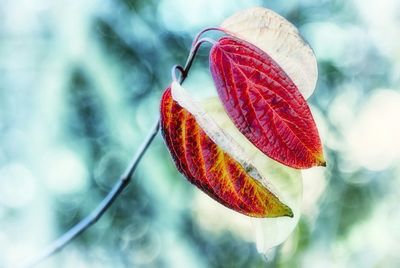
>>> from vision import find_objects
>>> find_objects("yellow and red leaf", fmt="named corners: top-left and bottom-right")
top-left (160, 83), bottom-right (293, 218)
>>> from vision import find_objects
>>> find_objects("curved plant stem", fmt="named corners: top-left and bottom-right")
top-left (191, 27), bottom-right (222, 47)
top-left (171, 64), bottom-right (185, 83)
top-left (21, 120), bottom-right (160, 268)
top-left (179, 37), bottom-right (216, 83)
top-left (21, 29), bottom-right (214, 268)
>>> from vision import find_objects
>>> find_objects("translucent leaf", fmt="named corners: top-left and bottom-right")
top-left (201, 97), bottom-right (302, 253)
top-left (221, 7), bottom-right (318, 99)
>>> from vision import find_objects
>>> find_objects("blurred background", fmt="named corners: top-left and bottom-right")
top-left (1, 0), bottom-right (400, 267)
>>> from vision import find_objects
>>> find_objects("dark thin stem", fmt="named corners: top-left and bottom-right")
top-left (174, 27), bottom-right (223, 84)
top-left (21, 120), bottom-right (160, 268)
top-left (20, 28), bottom-right (214, 268)
top-left (171, 64), bottom-right (185, 83)
top-left (179, 37), bottom-right (216, 83)
top-left (191, 27), bottom-right (223, 47)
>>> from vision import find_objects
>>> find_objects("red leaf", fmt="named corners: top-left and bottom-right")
top-left (209, 36), bottom-right (325, 169)
top-left (160, 86), bottom-right (293, 218)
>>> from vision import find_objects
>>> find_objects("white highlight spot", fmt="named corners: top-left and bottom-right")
top-left (42, 148), bottom-right (89, 194)
top-left (0, 163), bottom-right (37, 208)
top-left (347, 89), bottom-right (400, 171)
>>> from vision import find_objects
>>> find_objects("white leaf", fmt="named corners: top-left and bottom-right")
top-left (221, 7), bottom-right (318, 99)
top-left (171, 81), bottom-right (303, 252)
top-left (201, 97), bottom-right (302, 253)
